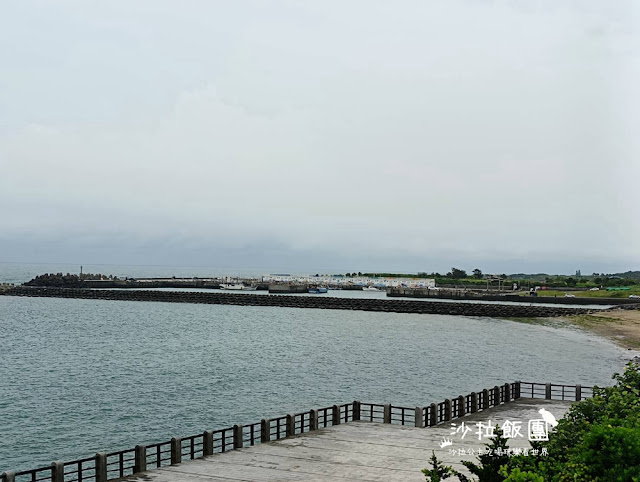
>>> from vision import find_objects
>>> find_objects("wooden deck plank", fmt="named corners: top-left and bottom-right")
top-left (122, 399), bottom-right (572, 482)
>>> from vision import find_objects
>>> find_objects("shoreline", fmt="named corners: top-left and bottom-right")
top-left (506, 309), bottom-right (640, 351)
top-left (560, 309), bottom-right (640, 350)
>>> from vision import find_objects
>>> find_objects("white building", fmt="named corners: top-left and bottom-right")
top-left (260, 274), bottom-right (435, 288)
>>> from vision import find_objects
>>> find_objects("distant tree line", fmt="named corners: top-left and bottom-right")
top-left (343, 268), bottom-right (639, 288)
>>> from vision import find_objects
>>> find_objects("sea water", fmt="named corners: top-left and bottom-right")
top-left (0, 291), bottom-right (627, 472)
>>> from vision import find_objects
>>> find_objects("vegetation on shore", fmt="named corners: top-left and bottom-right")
top-left (423, 362), bottom-right (640, 481)
top-left (346, 268), bottom-right (640, 297)
top-left (533, 287), bottom-right (640, 298)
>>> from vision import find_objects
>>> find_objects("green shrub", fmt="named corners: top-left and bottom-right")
top-left (505, 362), bottom-right (640, 481)
top-left (425, 363), bottom-right (640, 481)
top-left (422, 451), bottom-right (455, 481)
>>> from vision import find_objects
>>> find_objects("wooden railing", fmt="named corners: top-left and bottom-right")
top-left (519, 382), bottom-right (593, 401)
top-left (1, 381), bottom-right (594, 482)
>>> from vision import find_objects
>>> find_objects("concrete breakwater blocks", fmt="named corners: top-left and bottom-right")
top-left (3, 287), bottom-right (599, 318)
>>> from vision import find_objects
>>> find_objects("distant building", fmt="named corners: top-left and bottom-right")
top-left (261, 274), bottom-right (435, 288)
top-left (262, 274), bottom-right (293, 282)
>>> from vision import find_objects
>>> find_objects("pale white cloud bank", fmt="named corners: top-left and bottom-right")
top-left (0, 0), bottom-right (638, 273)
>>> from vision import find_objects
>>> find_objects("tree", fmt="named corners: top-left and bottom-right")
top-left (458, 426), bottom-right (511, 481)
top-left (503, 362), bottom-right (640, 481)
top-left (472, 269), bottom-right (483, 279)
top-left (422, 451), bottom-right (455, 481)
top-left (423, 427), bottom-right (535, 481)
top-left (423, 370), bottom-right (640, 482)
top-left (447, 268), bottom-right (467, 279)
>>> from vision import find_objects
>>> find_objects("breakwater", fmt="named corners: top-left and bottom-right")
top-left (3, 287), bottom-right (600, 317)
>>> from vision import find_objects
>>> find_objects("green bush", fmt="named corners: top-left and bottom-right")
top-left (567, 425), bottom-right (640, 480)
top-left (505, 362), bottom-right (640, 481)
top-left (499, 468), bottom-right (543, 482)
top-left (422, 451), bottom-right (456, 481)
top-left (458, 427), bottom-right (511, 482)
top-left (424, 363), bottom-right (640, 481)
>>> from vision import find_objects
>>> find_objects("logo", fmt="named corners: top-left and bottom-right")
top-left (538, 408), bottom-right (558, 428)
top-left (439, 438), bottom-right (453, 449)
top-left (441, 407), bottom-right (559, 454)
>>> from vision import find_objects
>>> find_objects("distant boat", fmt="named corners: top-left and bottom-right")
top-left (362, 286), bottom-right (379, 291)
top-left (220, 284), bottom-right (243, 290)
top-left (308, 287), bottom-right (328, 294)
top-left (220, 284), bottom-right (256, 291)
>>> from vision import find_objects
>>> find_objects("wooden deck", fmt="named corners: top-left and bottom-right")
top-left (123, 399), bottom-right (571, 481)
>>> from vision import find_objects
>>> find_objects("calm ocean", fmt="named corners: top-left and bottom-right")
top-left (0, 262), bottom-right (629, 472)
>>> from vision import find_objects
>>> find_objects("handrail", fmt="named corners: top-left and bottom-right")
top-left (1, 381), bottom-right (595, 482)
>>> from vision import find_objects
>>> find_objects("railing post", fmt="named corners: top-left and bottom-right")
top-left (415, 407), bottom-right (424, 428)
top-left (444, 399), bottom-right (452, 421)
top-left (353, 401), bottom-right (361, 421)
top-left (260, 419), bottom-right (271, 443)
top-left (458, 396), bottom-right (465, 417)
top-left (203, 430), bottom-right (214, 455)
top-left (515, 381), bottom-right (521, 399)
top-left (286, 415), bottom-right (295, 436)
top-left (95, 453), bottom-right (107, 482)
top-left (504, 383), bottom-right (511, 402)
top-left (134, 445), bottom-right (147, 473)
top-left (482, 389), bottom-right (489, 409)
top-left (309, 409), bottom-right (318, 431)
top-left (171, 437), bottom-right (182, 465)
top-left (383, 404), bottom-right (391, 423)
top-left (493, 386), bottom-right (500, 405)
top-left (233, 424), bottom-right (244, 449)
top-left (576, 384), bottom-right (582, 401)
top-left (545, 383), bottom-right (552, 400)
top-left (429, 403), bottom-right (437, 426)
top-left (332, 405), bottom-right (341, 425)
top-left (51, 462), bottom-right (64, 482)
top-left (1, 472), bottom-right (15, 482)
top-left (471, 392), bottom-right (478, 413)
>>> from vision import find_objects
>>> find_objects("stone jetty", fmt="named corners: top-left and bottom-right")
top-left (2, 286), bottom-right (604, 318)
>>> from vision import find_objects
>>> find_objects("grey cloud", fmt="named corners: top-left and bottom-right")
top-left (1, 0), bottom-right (638, 273)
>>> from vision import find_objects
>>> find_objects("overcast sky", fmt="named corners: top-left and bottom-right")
top-left (1, 0), bottom-right (638, 274)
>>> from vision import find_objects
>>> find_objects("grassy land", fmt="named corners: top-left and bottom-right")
top-left (532, 286), bottom-right (640, 298)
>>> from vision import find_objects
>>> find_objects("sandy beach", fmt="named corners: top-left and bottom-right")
top-left (562, 308), bottom-right (640, 350)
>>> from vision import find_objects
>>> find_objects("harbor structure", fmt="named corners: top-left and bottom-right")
top-left (1, 287), bottom-right (605, 317)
